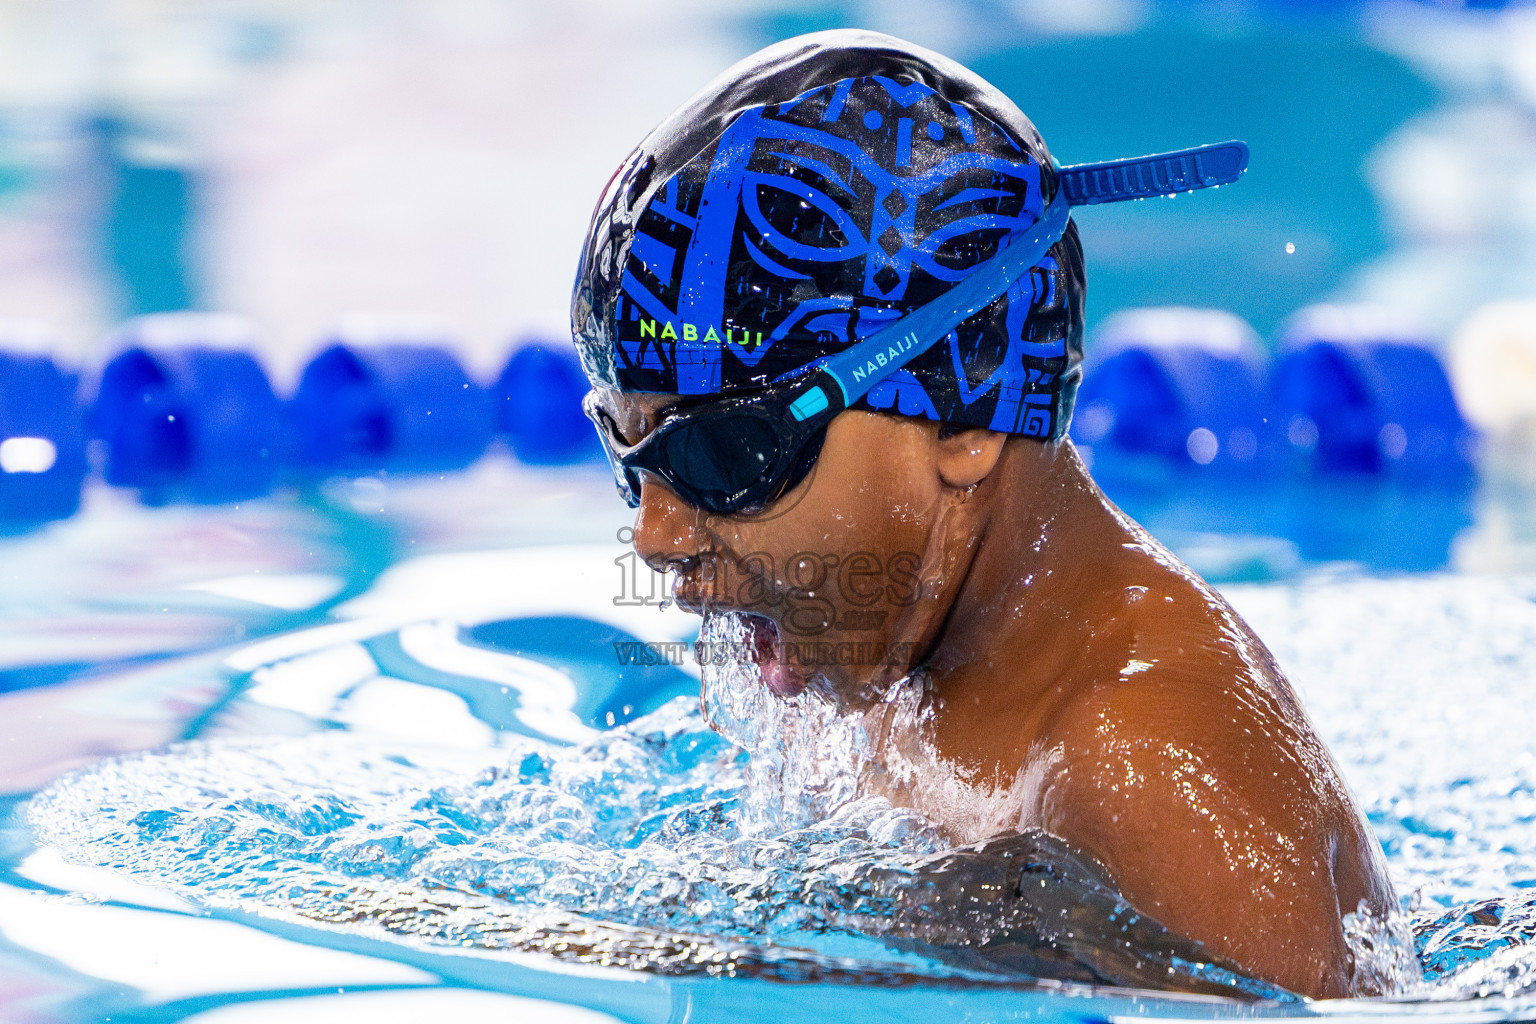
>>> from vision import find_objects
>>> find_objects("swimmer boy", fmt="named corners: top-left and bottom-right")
top-left (573, 31), bottom-right (1396, 999)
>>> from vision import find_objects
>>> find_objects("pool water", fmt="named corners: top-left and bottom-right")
top-left (4, 457), bottom-right (1536, 1023)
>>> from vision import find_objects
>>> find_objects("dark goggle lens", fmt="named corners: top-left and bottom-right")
top-left (654, 414), bottom-right (783, 507)
top-left (587, 390), bottom-right (825, 515)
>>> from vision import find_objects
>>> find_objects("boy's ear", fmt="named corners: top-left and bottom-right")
top-left (934, 426), bottom-right (1008, 489)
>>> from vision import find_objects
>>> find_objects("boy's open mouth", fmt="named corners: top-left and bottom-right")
top-left (737, 611), bottom-right (805, 698)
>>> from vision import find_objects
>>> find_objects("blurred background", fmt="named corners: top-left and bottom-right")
top-left (0, 0), bottom-right (1528, 358)
top-left (0, 0), bottom-right (1534, 575)
top-left (8, 7), bottom-right (1536, 1020)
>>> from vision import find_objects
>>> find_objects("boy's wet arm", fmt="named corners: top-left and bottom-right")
top-left (1033, 677), bottom-right (1360, 999)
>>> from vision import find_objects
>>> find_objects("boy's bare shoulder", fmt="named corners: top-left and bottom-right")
top-left (1024, 582), bottom-right (1364, 996)
top-left (1039, 575), bottom-right (1346, 859)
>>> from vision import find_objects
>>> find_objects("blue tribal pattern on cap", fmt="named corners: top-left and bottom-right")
top-left (574, 60), bottom-right (1085, 438)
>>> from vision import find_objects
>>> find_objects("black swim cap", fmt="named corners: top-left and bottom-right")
top-left (571, 29), bottom-right (1085, 439)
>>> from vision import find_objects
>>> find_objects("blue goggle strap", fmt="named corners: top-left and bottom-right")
top-left (1057, 140), bottom-right (1249, 206)
top-left (781, 139), bottom-right (1249, 424)
top-left (801, 185), bottom-right (1070, 418)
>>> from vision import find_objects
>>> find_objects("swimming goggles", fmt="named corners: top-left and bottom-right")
top-left (587, 140), bottom-right (1249, 516)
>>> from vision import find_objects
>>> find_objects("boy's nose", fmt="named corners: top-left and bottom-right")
top-left (632, 475), bottom-right (705, 572)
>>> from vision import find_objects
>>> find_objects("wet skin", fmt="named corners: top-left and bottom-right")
top-left (592, 388), bottom-right (1398, 999)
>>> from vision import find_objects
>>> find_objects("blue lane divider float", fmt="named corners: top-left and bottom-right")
top-left (92, 315), bottom-right (286, 502)
top-left (1071, 308), bottom-right (1271, 475)
top-left (495, 342), bottom-right (598, 465)
top-left (1271, 306), bottom-right (1475, 480)
top-left (0, 324), bottom-right (87, 524)
top-left (291, 325), bottom-right (493, 475)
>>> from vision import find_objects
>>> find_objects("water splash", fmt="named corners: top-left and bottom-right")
top-left (24, 695), bottom-right (1294, 995)
top-left (1343, 900), bottom-right (1423, 996)
top-left (27, 700), bottom-right (947, 978)
top-left (697, 610), bottom-right (1038, 845)
top-left (24, 589), bottom-right (1536, 1001)
top-left (697, 609), bottom-right (934, 836)
top-left (21, 612), bottom-right (1272, 995)
top-left (1413, 895), bottom-right (1536, 999)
